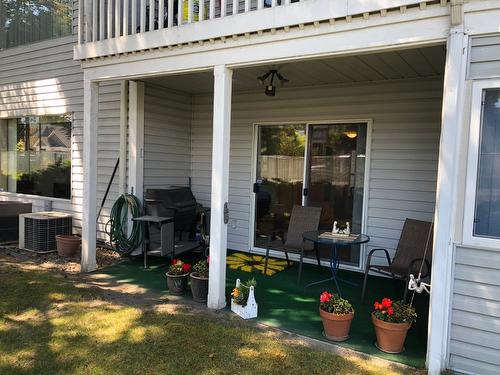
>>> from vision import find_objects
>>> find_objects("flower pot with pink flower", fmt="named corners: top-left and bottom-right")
top-left (372, 298), bottom-right (417, 353)
top-left (319, 291), bottom-right (354, 342)
top-left (166, 259), bottom-right (191, 295)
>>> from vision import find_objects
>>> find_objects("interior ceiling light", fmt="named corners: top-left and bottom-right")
top-left (345, 131), bottom-right (358, 139)
top-left (257, 69), bottom-right (289, 97)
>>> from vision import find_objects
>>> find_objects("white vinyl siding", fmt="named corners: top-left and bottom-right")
top-left (449, 246), bottom-right (500, 375)
top-left (190, 78), bottom-right (442, 256)
top-left (143, 83), bottom-right (192, 190)
top-left (468, 34), bottom-right (500, 79)
top-left (0, 35), bottom-right (122, 238)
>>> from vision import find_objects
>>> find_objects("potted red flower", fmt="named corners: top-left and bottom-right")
top-left (372, 298), bottom-right (417, 353)
top-left (319, 291), bottom-right (355, 342)
top-left (166, 259), bottom-right (191, 295)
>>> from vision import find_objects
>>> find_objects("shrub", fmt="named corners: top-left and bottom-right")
top-left (319, 292), bottom-right (353, 315)
top-left (193, 258), bottom-right (209, 278)
top-left (168, 259), bottom-right (191, 275)
top-left (373, 298), bottom-right (417, 324)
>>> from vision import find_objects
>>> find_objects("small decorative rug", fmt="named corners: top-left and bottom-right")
top-left (226, 253), bottom-right (292, 276)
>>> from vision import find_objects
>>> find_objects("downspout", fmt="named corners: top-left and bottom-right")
top-left (119, 80), bottom-right (129, 195)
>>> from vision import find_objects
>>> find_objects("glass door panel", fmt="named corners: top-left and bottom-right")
top-left (306, 123), bottom-right (367, 267)
top-left (254, 124), bottom-right (306, 249)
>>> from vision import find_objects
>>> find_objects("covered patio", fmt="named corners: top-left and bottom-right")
top-left (82, 44), bottom-right (445, 367)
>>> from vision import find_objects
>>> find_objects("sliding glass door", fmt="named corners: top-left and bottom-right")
top-left (253, 122), bottom-right (368, 268)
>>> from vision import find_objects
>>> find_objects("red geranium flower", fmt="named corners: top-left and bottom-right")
top-left (171, 258), bottom-right (178, 266)
top-left (182, 263), bottom-right (191, 273)
top-left (381, 298), bottom-right (392, 309)
top-left (320, 292), bottom-right (332, 303)
top-left (387, 307), bottom-right (394, 316)
top-left (374, 301), bottom-right (382, 310)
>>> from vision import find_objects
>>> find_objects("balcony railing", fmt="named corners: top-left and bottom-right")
top-left (75, 0), bottom-right (435, 60)
top-left (78, 0), bottom-right (302, 43)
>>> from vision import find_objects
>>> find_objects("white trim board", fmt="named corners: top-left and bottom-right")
top-left (248, 119), bottom-right (373, 272)
top-left (463, 78), bottom-right (500, 250)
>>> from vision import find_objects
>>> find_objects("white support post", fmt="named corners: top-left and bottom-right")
top-left (427, 26), bottom-right (468, 375)
top-left (119, 80), bottom-right (129, 195)
top-left (207, 65), bottom-right (233, 310)
top-left (127, 81), bottom-right (145, 202)
top-left (81, 77), bottom-right (99, 273)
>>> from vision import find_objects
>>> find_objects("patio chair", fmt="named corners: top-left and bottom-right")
top-left (263, 205), bottom-right (322, 284)
top-left (361, 218), bottom-right (433, 301)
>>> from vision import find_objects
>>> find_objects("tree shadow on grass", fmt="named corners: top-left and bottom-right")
top-left (0, 265), bottom-right (422, 375)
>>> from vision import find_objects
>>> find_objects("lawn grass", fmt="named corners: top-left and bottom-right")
top-left (0, 263), bottom-right (422, 375)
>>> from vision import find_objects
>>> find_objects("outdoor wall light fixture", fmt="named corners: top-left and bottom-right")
top-left (257, 70), bottom-right (289, 96)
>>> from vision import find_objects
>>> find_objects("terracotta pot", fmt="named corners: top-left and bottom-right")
top-left (319, 307), bottom-right (355, 342)
top-left (371, 313), bottom-right (411, 354)
top-left (55, 235), bottom-right (81, 257)
top-left (166, 272), bottom-right (189, 295)
top-left (190, 272), bottom-right (209, 302)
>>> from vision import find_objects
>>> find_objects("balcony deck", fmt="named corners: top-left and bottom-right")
top-left (75, 0), bottom-right (443, 60)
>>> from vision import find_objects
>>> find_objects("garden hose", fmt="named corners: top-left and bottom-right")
top-left (106, 194), bottom-right (144, 255)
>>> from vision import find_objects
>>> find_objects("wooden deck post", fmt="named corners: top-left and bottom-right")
top-left (427, 25), bottom-right (468, 375)
top-left (81, 77), bottom-right (99, 272)
top-left (207, 65), bottom-right (233, 310)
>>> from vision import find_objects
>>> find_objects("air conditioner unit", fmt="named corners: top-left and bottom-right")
top-left (19, 212), bottom-right (72, 253)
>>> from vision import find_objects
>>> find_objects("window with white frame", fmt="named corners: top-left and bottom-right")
top-left (465, 80), bottom-right (500, 245)
top-left (474, 88), bottom-right (500, 239)
top-left (0, 115), bottom-right (72, 199)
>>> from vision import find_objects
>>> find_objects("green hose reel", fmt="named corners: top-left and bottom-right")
top-left (106, 194), bottom-right (144, 255)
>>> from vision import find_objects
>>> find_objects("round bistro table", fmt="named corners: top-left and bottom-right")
top-left (302, 230), bottom-right (370, 296)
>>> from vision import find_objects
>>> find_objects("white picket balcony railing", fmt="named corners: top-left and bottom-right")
top-left (78, 0), bottom-right (302, 43)
top-left (75, 0), bottom-right (434, 60)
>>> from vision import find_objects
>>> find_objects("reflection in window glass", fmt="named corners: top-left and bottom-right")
top-left (0, 1), bottom-right (73, 50)
top-left (474, 89), bottom-right (500, 239)
top-left (0, 115), bottom-right (72, 199)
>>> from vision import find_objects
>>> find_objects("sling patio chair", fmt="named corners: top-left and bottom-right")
top-left (361, 218), bottom-right (433, 301)
top-left (263, 205), bottom-right (322, 284)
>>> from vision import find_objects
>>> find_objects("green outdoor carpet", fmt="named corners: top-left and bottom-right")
top-left (98, 251), bottom-right (428, 368)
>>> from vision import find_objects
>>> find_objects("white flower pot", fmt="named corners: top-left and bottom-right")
top-left (230, 278), bottom-right (258, 319)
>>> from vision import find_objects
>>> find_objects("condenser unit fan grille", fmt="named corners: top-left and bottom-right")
top-left (22, 213), bottom-right (72, 252)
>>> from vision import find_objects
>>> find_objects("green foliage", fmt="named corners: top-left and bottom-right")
top-left (319, 293), bottom-right (353, 315)
top-left (373, 299), bottom-right (417, 324)
top-left (16, 159), bottom-right (71, 199)
top-left (193, 258), bottom-right (209, 278)
top-left (231, 278), bottom-right (257, 306)
top-left (261, 126), bottom-right (305, 157)
top-left (0, 0), bottom-right (72, 50)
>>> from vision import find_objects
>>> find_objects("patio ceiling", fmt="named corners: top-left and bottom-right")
top-left (146, 44), bottom-right (446, 94)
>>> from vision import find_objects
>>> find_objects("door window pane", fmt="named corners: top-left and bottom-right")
top-left (307, 123), bottom-right (367, 267)
top-left (0, 115), bottom-right (72, 199)
top-left (474, 89), bottom-right (500, 238)
top-left (254, 124), bottom-right (306, 248)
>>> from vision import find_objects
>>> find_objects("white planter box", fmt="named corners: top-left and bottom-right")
top-left (230, 278), bottom-right (258, 319)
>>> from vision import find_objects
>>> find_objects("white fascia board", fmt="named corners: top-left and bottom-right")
top-left (463, 4), bottom-right (500, 35)
top-left (83, 8), bottom-right (449, 82)
top-left (74, 0), bottom-right (433, 60)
